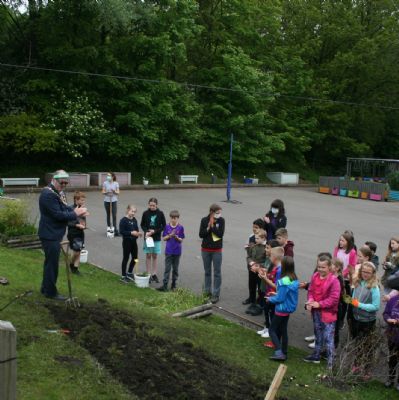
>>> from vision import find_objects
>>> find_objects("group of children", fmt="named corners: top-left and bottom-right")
top-left (243, 218), bottom-right (399, 389)
top-left (67, 191), bottom-right (185, 292)
top-left (118, 198), bottom-right (185, 290)
top-left (68, 190), bottom-right (399, 387)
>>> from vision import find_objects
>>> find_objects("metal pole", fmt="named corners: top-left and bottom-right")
top-left (226, 134), bottom-right (233, 201)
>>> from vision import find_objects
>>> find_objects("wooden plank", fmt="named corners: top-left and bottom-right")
top-left (172, 303), bottom-right (213, 318)
top-left (0, 320), bottom-right (16, 400)
top-left (264, 364), bottom-right (287, 400)
top-left (186, 310), bottom-right (213, 319)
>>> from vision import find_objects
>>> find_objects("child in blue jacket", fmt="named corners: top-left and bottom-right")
top-left (267, 256), bottom-right (299, 361)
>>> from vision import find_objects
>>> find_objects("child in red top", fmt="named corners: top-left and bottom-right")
top-left (256, 245), bottom-right (284, 341)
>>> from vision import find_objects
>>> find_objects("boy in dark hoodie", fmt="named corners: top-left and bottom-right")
top-left (276, 228), bottom-right (294, 258)
top-left (246, 229), bottom-right (267, 315)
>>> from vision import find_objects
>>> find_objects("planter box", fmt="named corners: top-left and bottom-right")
top-left (319, 187), bottom-right (330, 194)
top-left (331, 187), bottom-right (339, 195)
top-left (46, 173), bottom-right (90, 188)
top-left (348, 190), bottom-right (359, 198)
top-left (361, 192), bottom-right (368, 200)
top-left (370, 193), bottom-right (382, 201)
top-left (388, 190), bottom-right (399, 201)
top-left (339, 189), bottom-right (347, 197)
top-left (266, 172), bottom-right (299, 185)
top-left (90, 172), bottom-right (131, 187)
top-left (4, 234), bottom-right (41, 250)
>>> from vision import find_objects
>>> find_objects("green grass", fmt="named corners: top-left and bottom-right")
top-left (0, 246), bottom-right (393, 400)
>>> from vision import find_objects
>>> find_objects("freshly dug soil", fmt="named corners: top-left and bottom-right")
top-left (47, 301), bottom-right (268, 400)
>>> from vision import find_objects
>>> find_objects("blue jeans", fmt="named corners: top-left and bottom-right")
top-left (40, 239), bottom-right (61, 297)
top-left (312, 310), bottom-right (336, 367)
top-left (163, 254), bottom-right (181, 287)
top-left (201, 251), bottom-right (222, 297)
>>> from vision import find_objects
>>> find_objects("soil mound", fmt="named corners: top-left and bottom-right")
top-left (48, 301), bottom-right (268, 399)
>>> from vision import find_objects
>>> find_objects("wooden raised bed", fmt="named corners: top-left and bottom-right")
top-left (4, 234), bottom-right (41, 250)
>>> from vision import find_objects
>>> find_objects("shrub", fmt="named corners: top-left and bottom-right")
top-left (0, 199), bottom-right (37, 238)
top-left (387, 171), bottom-right (399, 191)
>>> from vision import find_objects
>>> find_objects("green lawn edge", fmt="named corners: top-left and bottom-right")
top-left (0, 246), bottom-right (392, 400)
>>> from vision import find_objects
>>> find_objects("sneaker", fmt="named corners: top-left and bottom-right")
top-left (107, 226), bottom-right (111, 232)
top-left (351, 365), bottom-right (361, 374)
top-left (157, 285), bottom-right (168, 292)
top-left (270, 350), bottom-right (287, 361)
top-left (45, 293), bottom-right (67, 301)
top-left (320, 350), bottom-right (328, 361)
top-left (257, 327), bottom-right (267, 335)
top-left (304, 335), bottom-right (315, 342)
top-left (120, 276), bottom-right (131, 284)
top-left (245, 303), bottom-right (257, 314)
top-left (152, 274), bottom-right (159, 283)
top-left (384, 380), bottom-right (393, 388)
top-left (263, 341), bottom-right (275, 349)
top-left (126, 273), bottom-right (135, 282)
top-left (242, 298), bottom-right (251, 305)
top-left (308, 341), bottom-right (315, 349)
top-left (261, 329), bottom-right (270, 338)
top-left (211, 296), bottom-right (220, 304)
top-left (248, 305), bottom-right (263, 316)
top-left (303, 354), bottom-right (320, 364)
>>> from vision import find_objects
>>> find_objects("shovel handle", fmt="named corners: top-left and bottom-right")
top-left (60, 241), bottom-right (73, 300)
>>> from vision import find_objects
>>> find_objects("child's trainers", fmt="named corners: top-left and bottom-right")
top-left (303, 354), bottom-right (320, 364)
top-left (270, 350), bottom-right (287, 361)
top-left (263, 341), bottom-right (275, 349)
top-left (120, 276), bottom-right (131, 284)
top-left (261, 329), bottom-right (270, 338)
top-left (257, 327), bottom-right (267, 335)
top-left (126, 273), bottom-right (135, 282)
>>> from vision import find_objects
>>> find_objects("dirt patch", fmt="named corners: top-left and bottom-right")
top-left (47, 301), bottom-right (269, 400)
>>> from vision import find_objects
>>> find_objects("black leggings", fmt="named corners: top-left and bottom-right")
top-left (121, 238), bottom-right (138, 276)
top-left (388, 340), bottom-right (399, 383)
top-left (104, 201), bottom-right (117, 229)
top-left (350, 318), bottom-right (376, 370)
top-left (248, 266), bottom-right (260, 303)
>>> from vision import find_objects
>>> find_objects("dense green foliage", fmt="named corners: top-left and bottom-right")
top-left (1, 0), bottom-right (399, 178)
top-left (0, 198), bottom-right (36, 237)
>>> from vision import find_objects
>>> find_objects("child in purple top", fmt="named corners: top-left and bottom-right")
top-left (157, 210), bottom-right (185, 291)
top-left (383, 294), bottom-right (399, 390)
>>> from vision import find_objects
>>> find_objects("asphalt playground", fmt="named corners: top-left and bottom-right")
top-left (21, 186), bottom-right (399, 350)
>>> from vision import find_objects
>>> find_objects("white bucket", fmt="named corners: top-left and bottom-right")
top-left (80, 250), bottom-right (88, 263)
top-left (134, 274), bottom-right (150, 288)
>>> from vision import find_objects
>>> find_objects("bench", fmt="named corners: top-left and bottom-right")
top-left (1, 178), bottom-right (40, 187)
top-left (179, 175), bottom-right (198, 184)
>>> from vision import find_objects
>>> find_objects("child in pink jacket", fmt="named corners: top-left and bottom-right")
top-left (304, 255), bottom-right (341, 368)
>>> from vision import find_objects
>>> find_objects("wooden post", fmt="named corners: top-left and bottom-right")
top-left (0, 320), bottom-right (16, 400)
top-left (172, 303), bottom-right (213, 318)
top-left (187, 310), bottom-right (213, 319)
top-left (265, 364), bottom-right (287, 400)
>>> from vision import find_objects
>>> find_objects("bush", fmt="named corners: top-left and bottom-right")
top-left (0, 199), bottom-right (37, 238)
top-left (387, 171), bottom-right (399, 191)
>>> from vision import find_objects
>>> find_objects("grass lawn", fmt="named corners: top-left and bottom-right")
top-left (0, 246), bottom-right (393, 399)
